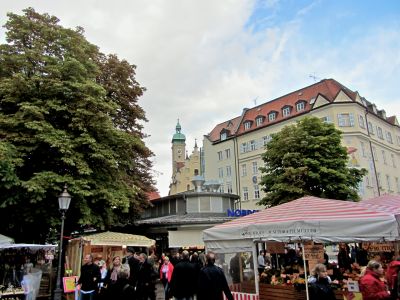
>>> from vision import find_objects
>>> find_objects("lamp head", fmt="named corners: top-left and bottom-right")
top-left (58, 184), bottom-right (71, 211)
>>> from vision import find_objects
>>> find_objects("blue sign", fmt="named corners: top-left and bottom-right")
top-left (227, 209), bottom-right (259, 217)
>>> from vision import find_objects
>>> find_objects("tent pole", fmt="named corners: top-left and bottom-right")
top-left (252, 242), bottom-right (259, 295)
top-left (301, 242), bottom-right (309, 300)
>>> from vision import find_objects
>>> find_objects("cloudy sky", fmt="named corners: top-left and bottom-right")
top-left (1, 0), bottom-right (400, 196)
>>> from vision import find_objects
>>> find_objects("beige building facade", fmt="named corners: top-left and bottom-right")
top-left (203, 79), bottom-right (400, 210)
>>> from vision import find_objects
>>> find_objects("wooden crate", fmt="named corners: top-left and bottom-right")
top-left (259, 284), bottom-right (344, 300)
top-left (259, 284), bottom-right (306, 300)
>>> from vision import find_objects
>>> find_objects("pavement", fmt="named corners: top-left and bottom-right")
top-left (155, 281), bottom-right (165, 300)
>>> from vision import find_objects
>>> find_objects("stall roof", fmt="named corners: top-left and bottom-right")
top-left (203, 196), bottom-right (400, 253)
top-left (361, 194), bottom-right (400, 214)
top-left (72, 231), bottom-right (155, 247)
top-left (0, 244), bottom-right (56, 250)
top-left (0, 234), bottom-right (14, 245)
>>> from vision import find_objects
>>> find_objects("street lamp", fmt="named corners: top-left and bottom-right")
top-left (54, 185), bottom-right (71, 300)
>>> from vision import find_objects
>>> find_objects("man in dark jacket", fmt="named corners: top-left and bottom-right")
top-left (136, 253), bottom-right (156, 300)
top-left (124, 247), bottom-right (140, 288)
top-left (198, 252), bottom-right (233, 300)
top-left (77, 254), bottom-right (101, 300)
top-left (169, 250), bottom-right (198, 300)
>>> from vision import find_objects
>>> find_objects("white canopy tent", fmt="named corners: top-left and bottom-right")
top-left (203, 196), bottom-right (400, 299)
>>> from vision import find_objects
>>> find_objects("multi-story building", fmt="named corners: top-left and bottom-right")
top-left (203, 79), bottom-right (400, 210)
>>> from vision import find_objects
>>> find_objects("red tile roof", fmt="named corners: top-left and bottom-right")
top-left (387, 116), bottom-right (397, 125)
top-left (147, 191), bottom-right (161, 202)
top-left (206, 79), bottom-right (357, 143)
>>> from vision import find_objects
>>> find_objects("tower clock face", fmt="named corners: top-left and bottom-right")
top-left (177, 149), bottom-right (182, 155)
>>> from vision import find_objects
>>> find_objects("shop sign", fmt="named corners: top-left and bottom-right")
top-left (227, 209), bottom-right (259, 217)
top-left (304, 244), bottom-right (324, 260)
top-left (366, 243), bottom-right (394, 252)
top-left (241, 226), bottom-right (320, 238)
top-left (266, 242), bottom-right (285, 254)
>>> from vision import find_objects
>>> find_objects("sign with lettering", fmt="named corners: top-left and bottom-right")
top-left (366, 243), bottom-right (394, 252)
top-left (304, 244), bottom-right (324, 260)
top-left (241, 226), bottom-right (320, 238)
top-left (266, 242), bottom-right (285, 254)
top-left (227, 209), bottom-right (259, 217)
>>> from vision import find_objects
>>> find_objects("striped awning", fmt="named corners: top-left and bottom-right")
top-left (203, 196), bottom-right (400, 253)
top-left (77, 231), bottom-right (155, 247)
top-left (360, 194), bottom-right (400, 214)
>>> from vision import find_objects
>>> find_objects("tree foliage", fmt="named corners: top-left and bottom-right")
top-left (0, 8), bottom-right (154, 242)
top-left (258, 117), bottom-right (366, 207)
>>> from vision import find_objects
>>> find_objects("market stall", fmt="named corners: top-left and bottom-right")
top-left (66, 231), bottom-right (155, 276)
top-left (203, 196), bottom-right (400, 300)
top-left (0, 244), bottom-right (56, 300)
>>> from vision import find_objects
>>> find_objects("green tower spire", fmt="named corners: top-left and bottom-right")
top-left (172, 119), bottom-right (186, 143)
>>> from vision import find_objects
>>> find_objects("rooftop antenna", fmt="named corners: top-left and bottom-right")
top-left (253, 96), bottom-right (258, 106)
top-left (309, 73), bottom-right (320, 82)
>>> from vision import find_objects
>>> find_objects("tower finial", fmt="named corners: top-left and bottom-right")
top-left (194, 138), bottom-right (198, 149)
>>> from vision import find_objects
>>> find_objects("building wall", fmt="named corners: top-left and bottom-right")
top-left (203, 86), bottom-right (400, 210)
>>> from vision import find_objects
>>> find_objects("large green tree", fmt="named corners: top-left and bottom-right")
top-left (0, 8), bottom-right (154, 242)
top-left (258, 116), bottom-right (366, 207)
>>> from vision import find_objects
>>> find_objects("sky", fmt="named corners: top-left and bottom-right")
top-left (1, 0), bottom-right (400, 196)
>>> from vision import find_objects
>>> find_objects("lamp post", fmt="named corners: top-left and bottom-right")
top-left (54, 185), bottom-right (71, 300)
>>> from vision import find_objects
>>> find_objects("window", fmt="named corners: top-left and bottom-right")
top-left (241, 164), bottom-right (247, 177)
top-left (387, 175), bottom-right (392, 191)
top-left (227, 182), bottom-right (232, 194)
top-left (244, 121), bottom-right (251, 130)
top-left (220, 132), bottom-right (227, 141)
top-left (252, 161), bottom-right (258, 175)
top-left (226, 166), bottom-right (232, 177)
top-left (263, 135), bottom-right (272, 146)
top-left (392, 154), bottom-right (396, 168)
top-left (194, 169), bottom-right (199, 176)
top-left (250, 140), bottom-right (256, 151)
top-left (218, 167), bottom-right (223, 178)
top-left (377, 127), bottom-right (384, 139)
top-left (337, 113), bottom-right (355, 127)
top-left (397, 136), bottom-right (400, 145)
top-left (382, 150), bottom-right (387, 164)
top-left (320, 116), bottom-right (332, 123)
top-left (396, 177), bottom-right (400, 193)
top-left (254, 185), bottom-right (260, 199)
top-left (256, 117), bottom-right (264, 126)
top-left (358, 181), bottom-right (365, 196)
top-left (386, 132), bottom-right (393, 144)
top-left (372, 147), bottom-right (378, 161)
top-left (219, 185), bottom-right (224, 193)
top-left (243, 187), bottom-right (249, 201)
top-left (268, 112), bottom-right (277, 121)
top-left (360, 142), bottom-right (366, 157)
top-left (377, 173), bottom-right (382, 188)
top-left (217, 151), bottom-right (223, 160)
top-left (296, 101), bottom-right (305, 112)
top-left (225, 148), bottom-right (231, 159)
top-left (358, 115), bottom-right (365, 128)
top-left (365, 176), bottom-right (371, 187)
top-left (367, 122), bottom-right (374, 134)
top-left (282, 107), bottom-right (291, 117)
top-left (240, 142), bottom-right (248, 153)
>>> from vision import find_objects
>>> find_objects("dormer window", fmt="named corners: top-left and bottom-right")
top-left (220, 128), bottom-right (229, 141)
top-left (256, 116), bottom-right (264, 126)
top-left (282, 106), bottom-right (291, 117)
top-left (268, 111), bottom-right (277, 121)
top-left (296, 101), bottom-right (306, 112)
top-left (244, 121), bottom-right (252, 130)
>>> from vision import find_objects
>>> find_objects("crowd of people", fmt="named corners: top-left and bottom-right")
top-left (76, 248), bottom-right (233, 300)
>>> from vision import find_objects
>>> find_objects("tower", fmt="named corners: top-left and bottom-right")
top-left (171, 119), bottom-right (186, 172)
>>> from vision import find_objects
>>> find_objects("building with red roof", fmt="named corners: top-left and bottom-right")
top-left (203, 79), bottom-right (400, 210)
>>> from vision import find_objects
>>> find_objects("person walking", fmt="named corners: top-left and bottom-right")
top-left (359, 260), bottom-right (391, 300)
top-left (136, 253), bottom-right (156, 300)
top-left (160, 256), bottom-right (174, 300)
top-left (198, 252), bottom-right (233, 300)
top-left (169, 250), bottom-right (198, 300)
top-left (77, 254), bottom-right (101, 300)
top-left (104, 256), bottom-right (128, 299)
